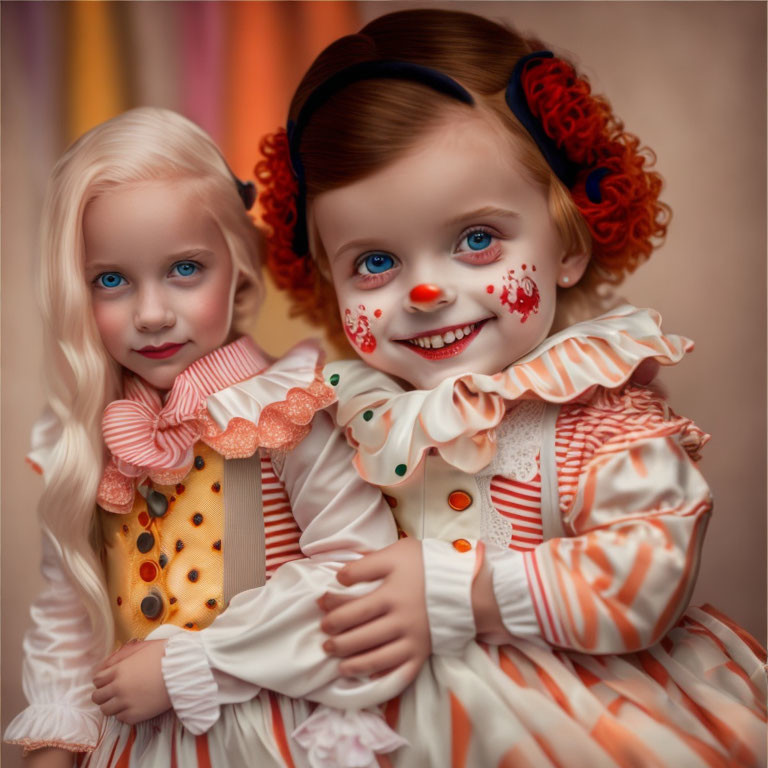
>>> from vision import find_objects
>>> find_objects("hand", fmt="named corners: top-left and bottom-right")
top-left (23, 747), bottom-right (74, 768)
top-left (92, 639), bottom-right (171, 724)
top-left (319, 537), bottom-right (430, 684)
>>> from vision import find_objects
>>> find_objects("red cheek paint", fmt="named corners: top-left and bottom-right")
top-left (373, 308), bottom-right (382, 318)
top-left (499, 270), bottom-right (540, 323)
top-left (344, 305), bottom-right (377, 353)
top-left (486, 285), bottom-right (494, 294)
top-left (532, 265), bottom-right (536, 272)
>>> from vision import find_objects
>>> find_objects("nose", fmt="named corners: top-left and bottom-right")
top-left (134, 285), bottom-right (175, 332)
top-left (406, 283), bottom-right (455, 313)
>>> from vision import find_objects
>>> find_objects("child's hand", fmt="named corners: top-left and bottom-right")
top-left (92, 639), bottom-right (171, 724)
top-left (319, 538), bottom-right (430, 684)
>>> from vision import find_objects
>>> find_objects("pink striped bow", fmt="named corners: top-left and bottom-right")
top-left (102, 378), bottom-right (204, 472)
top-left (101, 336), bottom-right (269, 474)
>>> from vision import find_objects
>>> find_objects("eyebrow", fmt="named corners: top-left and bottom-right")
top-left (445, 206), bottom-right (520, 227)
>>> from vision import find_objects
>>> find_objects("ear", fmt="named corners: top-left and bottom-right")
top-left (556, 248), bottom-right (590, 288)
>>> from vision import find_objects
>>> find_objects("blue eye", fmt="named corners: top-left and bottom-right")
top-left (173, 261), bottom-right (198, 277)
top-left (96, 272), bottom-right (126, 289)
top-left (358, 253), bottom-right (396, 275)
top-left (171, 261), bottom-right (198, 277)
top-left (464, 231), bottom-right (493, 251)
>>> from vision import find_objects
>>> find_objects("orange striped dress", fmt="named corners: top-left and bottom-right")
top-left (327, 306), bottom-right (767, 768)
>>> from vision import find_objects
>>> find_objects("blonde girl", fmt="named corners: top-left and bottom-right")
top-left (259, 9), bottom-right (767, 766)
top-left (5, 107), bottom-right (406, 768)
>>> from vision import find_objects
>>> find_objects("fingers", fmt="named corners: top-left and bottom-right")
top-left (337, 550), bottom-right (393, 587)
top-left (91, 685), bottom-right (127, 717)
top-left (92, 665), bottom-right (117, 689)
top-left (321, 593), bottom-right (387, 636)
top-left (324, 617), bottom-right (401, 658)
top-left (317, 590), bottom-right (358, 613)
top-left (91, 682), bottom-right (115, 705)
top-left (338, 638), bottom-right (418, 678)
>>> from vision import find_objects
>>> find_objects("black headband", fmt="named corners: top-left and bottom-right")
top-left (287, 60), bottom-right (475, 254)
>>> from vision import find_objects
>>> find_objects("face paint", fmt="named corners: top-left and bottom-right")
top-left (344, 304), bottom-right (377, 353)
top-left (374, 308), bottom-right (382, 318)
top-left (499, 269), bottom-right (540, 323)
top-left (486, 285), bottom-right (494, 294)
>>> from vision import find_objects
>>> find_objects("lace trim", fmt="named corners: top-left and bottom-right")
top-left (478, 402), bottom-right (545, 548)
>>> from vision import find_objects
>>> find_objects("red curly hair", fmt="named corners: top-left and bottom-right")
top-left (256, 9), bottom-right (669, 351)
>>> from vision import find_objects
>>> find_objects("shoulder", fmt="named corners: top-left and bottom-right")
top-left (556, 384), bottom-right (709, 462)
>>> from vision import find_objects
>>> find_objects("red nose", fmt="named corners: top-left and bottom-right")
top-left (409, 284), bottom-right (443, 303)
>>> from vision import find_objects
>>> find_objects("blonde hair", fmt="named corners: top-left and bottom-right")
top-left (38, 107), bottom-right (262, 654)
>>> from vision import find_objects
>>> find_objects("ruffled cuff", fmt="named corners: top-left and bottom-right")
top-left (292, 706), bottom-right (408, 768)
top-left (4, 703), bottom-right (100, 753)
top-left (162, 632), bottom-right (220, 735)
top-left (422, 539), bottom-right (477, 655)
top-left (484, 545), bottom-right (539, 637)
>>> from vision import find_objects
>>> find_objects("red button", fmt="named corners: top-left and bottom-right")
top-left (452, 538), bottom-right (471, 553)
top-left (139, 561), bottom-right (158, 582)
top-left (448, 491), bottom-right (472, 511)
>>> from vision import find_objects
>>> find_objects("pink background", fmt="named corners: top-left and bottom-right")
top-left (2, 3), bottom-right (765, 765)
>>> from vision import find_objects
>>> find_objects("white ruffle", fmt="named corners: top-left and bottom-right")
top-left (328, 305), bottom-right (693, 487)
top-left (422, 539), bottom-right (478, 655)
top-left (161, 631), bottom-right (220, 735)
top-left (25, 406), bottom-right (62, 481)
top-left (484, 544), bottom-right (540, 638)
top-left (292, 706), bottom-right (408, 768)
top-left (205, 339), bottom-right (325, 430)
top-left (4, 703), bottom-right (100, 752)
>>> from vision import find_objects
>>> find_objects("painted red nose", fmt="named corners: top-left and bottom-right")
top-left (409, 284), bottom-right (443, 303)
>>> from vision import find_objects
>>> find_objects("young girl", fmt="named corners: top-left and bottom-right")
top-left (259, 9), bottom-right (767, 766)
top-left (4, 107), bottom-right (411, 768)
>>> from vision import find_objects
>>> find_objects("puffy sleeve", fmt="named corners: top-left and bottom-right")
top-left (495, 385), bottom-right (712, 653)
top-left (160, 410), bottom-right (402, 734)
top-left (4, 532), bottom-right (103, 753)
top-left (5, 410), bottom-right (103, 752)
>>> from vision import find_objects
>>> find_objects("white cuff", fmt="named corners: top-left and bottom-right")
top-left (4, 703), bottom-right (100, 753)
top-left (485, 545), bottom-right (539, 637)
top-left (292, 706), bottom-right (408, 768)
top-left (162, 632), bottom-right (220, 735)
top-left (422, 538), bottom-right (477, 655)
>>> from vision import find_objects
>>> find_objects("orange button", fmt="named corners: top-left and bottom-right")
top-left (139, 561), bottom-right (158, 582)
top-left (452, 538), bottom-right (471, 553)
top-left (448, 490), bottom-right (472, 511)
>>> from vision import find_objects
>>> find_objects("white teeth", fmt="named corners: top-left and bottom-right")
top-left (406, 322), bottom-right (478, 348)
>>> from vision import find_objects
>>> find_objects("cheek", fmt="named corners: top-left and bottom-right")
top-left (91, 302), bottom-right (127, 355)
top-left (497, 267), bottom-right (541, 324)
top-left (343, 304), bottom-right (377, 354)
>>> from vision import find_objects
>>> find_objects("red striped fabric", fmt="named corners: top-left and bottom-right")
top-left (262, 454), bottom-right (303, 577)
top-left (490, 472), bottom-right (544, 551)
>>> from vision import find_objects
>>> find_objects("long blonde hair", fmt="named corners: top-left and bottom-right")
top-left (38, 107), bottom-right (262, 654)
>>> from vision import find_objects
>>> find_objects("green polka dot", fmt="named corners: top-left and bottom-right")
top-left (329, 373), bottom-right (340, 386)
top-left (395, 463), bottom-right (407, 477)
top-left (363, 410), bottom-right (374, 421)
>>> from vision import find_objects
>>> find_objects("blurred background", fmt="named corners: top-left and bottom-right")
top-left (2, 3), bottom-right (765, 765)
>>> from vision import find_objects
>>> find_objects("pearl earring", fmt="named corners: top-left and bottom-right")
top-left (561, 275), bottom-right (570, 285)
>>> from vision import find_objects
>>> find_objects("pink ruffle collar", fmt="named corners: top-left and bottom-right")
top-left (326, 306), bottom-right (693, 486)
top-left (97, 337), bottom-right (334, 513)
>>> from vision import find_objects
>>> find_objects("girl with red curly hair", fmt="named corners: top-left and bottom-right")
top-left (259, 9), bottom-right (766, 766)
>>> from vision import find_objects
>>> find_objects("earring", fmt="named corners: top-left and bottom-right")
top-left (561, 275), bottom-right (570, 285)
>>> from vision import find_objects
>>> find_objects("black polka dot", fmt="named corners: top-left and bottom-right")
top-left (192, 513), bottom-right (203, 526)
top-left (176, 540), bottom-right (184, 552)
top-left (194, 455), bottom-right (205, 470)
top-left (188, 569), bottom-right (199, 582)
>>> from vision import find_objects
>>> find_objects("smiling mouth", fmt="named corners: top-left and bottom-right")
top-left (136, 342), bottom-right (187, 360)
top-left (394, 319), bottom-right (490, 360)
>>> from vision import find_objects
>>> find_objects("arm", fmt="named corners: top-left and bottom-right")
top-left (4, 534), bottom-right (103, 755)
top-left (148, 411), bottom-right (400, 732)
top-left (466, 386), bottom-right (711, 653)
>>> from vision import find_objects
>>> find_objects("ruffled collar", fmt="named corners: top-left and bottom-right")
top-left (326, 306), bottom-right (693, 486)
top-left (97, 336), bottom-right (334, 513)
